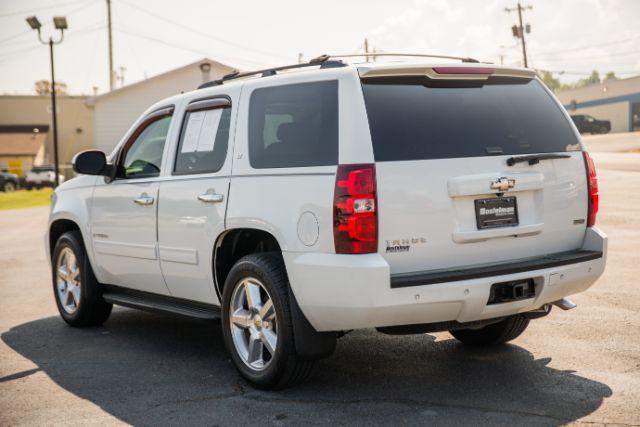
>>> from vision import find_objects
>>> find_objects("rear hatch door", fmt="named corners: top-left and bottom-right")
top-left (359, 66), bottom-right (588, 274)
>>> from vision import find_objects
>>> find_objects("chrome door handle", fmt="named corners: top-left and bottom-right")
top-left (198, 191), bottom-right (224, 203)
top-left (133, 193), bottom-right (155, 206)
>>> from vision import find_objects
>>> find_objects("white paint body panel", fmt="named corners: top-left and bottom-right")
top-left (90, 179), bottom-right (169, 295)
top-left (286, 227), bottom-right (607, 331)
top-left (376, 153), bottom-right (588, 274)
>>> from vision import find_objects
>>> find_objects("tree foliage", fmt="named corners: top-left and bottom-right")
top-left (537, 69), bottom-right (619, 92)
top-left (34, 80), bottom-right (68, 95)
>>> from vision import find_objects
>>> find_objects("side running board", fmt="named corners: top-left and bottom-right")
top-left (102, 285), bottom-right (220, 320)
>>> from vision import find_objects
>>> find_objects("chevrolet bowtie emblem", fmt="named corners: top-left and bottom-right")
top-left (490, 177), bottom-right (516, 192)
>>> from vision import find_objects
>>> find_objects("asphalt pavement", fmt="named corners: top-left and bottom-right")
top-left (1, 133), bottom-right (639, 426)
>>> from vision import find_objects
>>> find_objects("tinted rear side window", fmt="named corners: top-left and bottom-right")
top-left (249, 80), bottom-right (338, 168)
top-left (361, 77), bottom-right (580, 162)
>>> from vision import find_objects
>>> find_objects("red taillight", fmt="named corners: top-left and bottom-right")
top-left (583, 151), bottom-right (598, 227)
top-left (333, 164), bottom-right (377, 254)
top-left (432, 67), bottom-right (495, 75)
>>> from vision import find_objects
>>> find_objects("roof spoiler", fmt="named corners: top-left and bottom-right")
top-left (359, 65), bottom-right (536, 80)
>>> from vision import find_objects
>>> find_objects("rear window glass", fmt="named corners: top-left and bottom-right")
top-left (361, 77), bottom-right (580, 162)
top-left (248, 80), bottom-right (338, 169)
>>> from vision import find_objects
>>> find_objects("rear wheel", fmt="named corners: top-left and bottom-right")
top-left (52, 231), bottom-right (112, 326)
top-left (449, 316), bottom-right (529, 346)
top-left (599, 126), bottom-right (609, 134)
top-left (222, 253), bottom-right (315, 389)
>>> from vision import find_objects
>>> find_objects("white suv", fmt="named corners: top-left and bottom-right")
top-left (47, 56), bottom-right (607, 389)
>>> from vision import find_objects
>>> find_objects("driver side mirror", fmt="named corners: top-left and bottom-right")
top-left (72, 150), bottom-right (108, 176)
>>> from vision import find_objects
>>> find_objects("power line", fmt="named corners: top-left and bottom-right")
top-left (541, 69), bottom-right (640, 76)
top-left (533, 34), bottom-right (640, 56)
top-left (0, 0), bottom-right (89, 18)
top-left (1, 0), bottom-right (97, 46)
top-left (535, 48), bottom-right (640, 62)
top-left (116, 0), bottom-right (290, 62)
top-left (114, 27), bottom-right (268, 68)
top-left (0, 25), bottom-right (106, 64)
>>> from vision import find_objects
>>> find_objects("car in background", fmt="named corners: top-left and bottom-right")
top-left (0, 171), bottom-right (19, 192)
top-left (25, 165), bottom-right (64, 189)
top-left (571, 114), bottom-right (611, 134)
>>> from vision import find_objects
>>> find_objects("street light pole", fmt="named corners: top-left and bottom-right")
top-left (26, 16), bottom-right (66, 187)
top-left (48, 38), bottom-right (60, 188)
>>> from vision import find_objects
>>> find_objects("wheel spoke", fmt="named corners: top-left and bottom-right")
top-left (71, 284), bottom-right (81, 306)
top-left (261, 329), bottom-right (277, 355)
top-left (64, 286), bottom-right (74, 307)
top-left (244, 281), bottom-right (262, 310)
top-left (259, 298), bottom-right (275, 321)
top-left (57, 266), bottom-right (68, 282)
top-left (230, 309), bottom-right (252, 329)
top-left (247, 332), bottom-right (263, 364)
top-left (65, 252), bottom-right (76, 274)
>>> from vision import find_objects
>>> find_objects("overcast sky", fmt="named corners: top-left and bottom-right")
top-left (0, 0), bottom-right (639, 95)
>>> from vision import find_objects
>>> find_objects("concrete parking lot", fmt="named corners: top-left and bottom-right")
top-left (1, 134), bottom-right (639, 426)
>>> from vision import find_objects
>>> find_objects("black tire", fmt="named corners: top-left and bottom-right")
top-left (449, 316), bottom-right (530, 346)
top-left (3, 181), bottom-right (16, 192)
top-left (221, 253), bottom-right (315, 390)
top-left (599, 126), bottom-right (609, 134)
top-left (52, 231), bottom-right (112, 327)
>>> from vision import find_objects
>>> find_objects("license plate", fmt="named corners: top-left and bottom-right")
top-left (475, 197), bottom-right (518, 229)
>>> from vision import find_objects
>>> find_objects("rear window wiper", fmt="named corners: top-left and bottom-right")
top-left (506, 153), bottom-right (572, 166)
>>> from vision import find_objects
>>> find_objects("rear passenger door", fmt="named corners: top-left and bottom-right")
top-left (157, 93), bottom-right (236, 304)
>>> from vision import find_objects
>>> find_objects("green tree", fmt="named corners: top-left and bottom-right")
top-left (538, 70), bottom-right (562, 91)
top-left (576, 70), bottom-right (600, 88)
top-left (604, 71), bottom-right (618, 81)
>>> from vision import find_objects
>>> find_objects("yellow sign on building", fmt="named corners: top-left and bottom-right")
top-left (8, 159), bottom-right (23, 176)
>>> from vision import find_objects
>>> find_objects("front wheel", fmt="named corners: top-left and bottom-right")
top-left (449, 316), bottom-right (530, 346)
top-left (221, 253), bottom-right (315, 389)
top-left (52, 231), bottom-right (112, 326)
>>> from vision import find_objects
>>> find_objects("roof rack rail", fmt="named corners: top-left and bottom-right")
top-left (198, 56), bottom-right (345, 89)
top-left (196, 52), bottom-right (480, 89)
top-left (326, 53), bottom-right (480, 63)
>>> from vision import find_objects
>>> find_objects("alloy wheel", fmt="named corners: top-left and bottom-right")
top-left (56, 247), bottom-right (81, 314)
top-left (229, 278), bottom-right (278, 371)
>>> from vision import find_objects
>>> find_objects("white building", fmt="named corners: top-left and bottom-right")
top-left (88, 58), bottom-right (234, 153)
top-left (556, 75), bottom-right (640, 133)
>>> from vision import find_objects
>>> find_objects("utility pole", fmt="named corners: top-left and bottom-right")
top-left (298, 52), bottom-right (303, 64)
top-left (107, 0), bottom-right (114, 90)
top-left (505, 3), bottom-right (532, 68)
top-left (364, 38), bottom-right (369, 62)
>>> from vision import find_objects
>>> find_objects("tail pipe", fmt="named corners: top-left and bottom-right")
top-left (553, 298), bottom-right (577, 311)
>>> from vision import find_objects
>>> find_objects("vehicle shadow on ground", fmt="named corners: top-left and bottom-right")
top-left (2, 308), bottom-right (612, 425)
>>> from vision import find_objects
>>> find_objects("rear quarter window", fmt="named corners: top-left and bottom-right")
top-left (361, 77), bottom-right (580, 162)
top-left (248, 80), bottom-right (338, 169)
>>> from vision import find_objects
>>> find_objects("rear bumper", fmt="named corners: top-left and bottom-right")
top-left (285, 227), bottom-right (607, 332)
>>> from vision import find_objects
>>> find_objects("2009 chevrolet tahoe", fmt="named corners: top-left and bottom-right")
top-left (47, 55), bottom-right (607, 389)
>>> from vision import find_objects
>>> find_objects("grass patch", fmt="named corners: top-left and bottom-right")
top-left (0, 188), bottom-right (53, 210)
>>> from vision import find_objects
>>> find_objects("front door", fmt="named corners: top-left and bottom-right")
top-left (91, 109), bottom-right (174, 295)
top-left (157, 95), bottom-right (235, 304)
